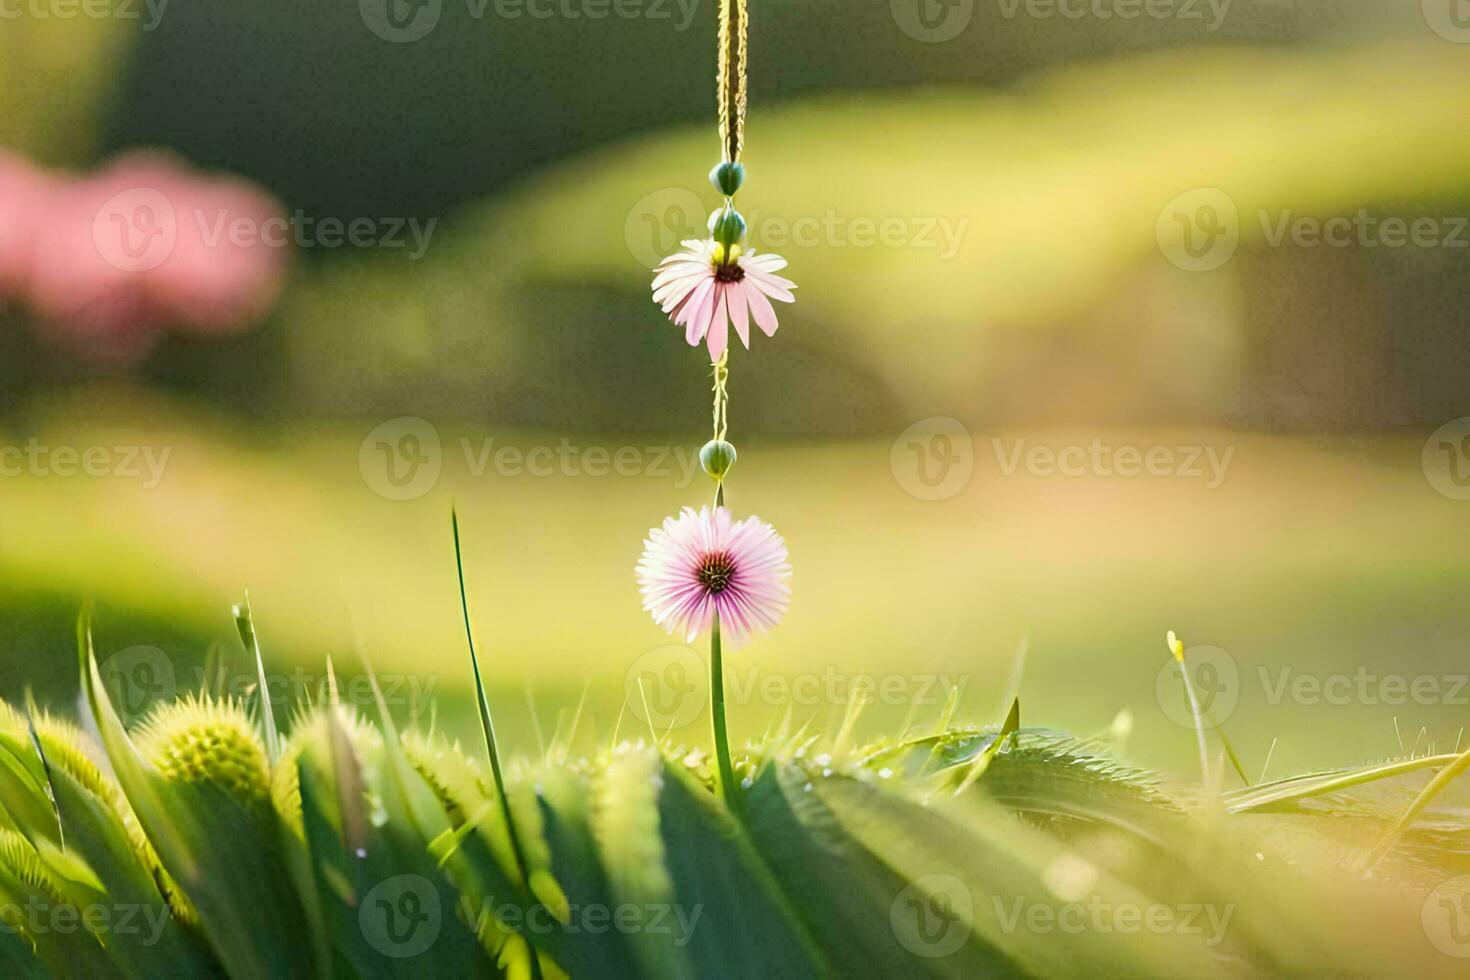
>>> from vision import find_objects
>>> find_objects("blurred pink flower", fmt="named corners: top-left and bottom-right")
top-left (651, 240), bottom-right (795, 361)
top-left (1, 149), bottom-right (287, 364)
top-left (0, 153), bottom-right (58, 297)
top-left (636, 505), bottom-right (791, 644)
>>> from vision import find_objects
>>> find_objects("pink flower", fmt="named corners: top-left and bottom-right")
top-left (2, 150), bottom-right (286, 364)
top-left (0, 152), bottom-right (58, 298)
top-left (637, 506), bottom-right (791, 644)
top-left (651, 240), bottom-right (795, 360)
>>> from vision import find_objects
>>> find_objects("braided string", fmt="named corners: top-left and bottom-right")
top-left (717, 0), bottom-right (748, 164)
top-left (711, 350), bottom-right (729, 442)
top-left (712, 1), bottom-right (743, 511)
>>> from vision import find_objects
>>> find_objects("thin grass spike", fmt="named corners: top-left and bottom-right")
top-left (449, 506), bottom-right (545, 980)
top-left (234, 592), bottom-right (281, 763)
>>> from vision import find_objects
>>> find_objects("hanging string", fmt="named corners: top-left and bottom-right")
top-left (712, 0), bottom-right (743, 512)
top-left (717, 0), bottom-right (748, 165)
top-left (711, 350), bottom-right (729, 442)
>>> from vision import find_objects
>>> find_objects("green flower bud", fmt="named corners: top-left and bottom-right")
top-left (709, 161), bottom-right (745, 196)
top-left (700, 439), bottom-right (737, 481)
top-left (707, 206), bottom-right (747, 248)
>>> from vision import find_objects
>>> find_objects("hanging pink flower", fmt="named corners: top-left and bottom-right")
top-left (637, 505), bottom-right (790, 644)
top-left (651, 240), bottom-right (795, 360)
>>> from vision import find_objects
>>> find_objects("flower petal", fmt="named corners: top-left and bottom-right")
top-left (652, 262), bottom-right (710, 291)
top-left (675, 277), bottom-right (714, 327)
top-left (744, 252), bottom-right (788, 273)
top-left (744, 282), bottom-right (780, 337)
top-left (684, 279), bottom-right (716, 345)
top-left (655, 271), bottom-right (707, 310)
top-left (726, 279), bottom-right (750, 348)
top-left (745, 269), bottom-right (796, 303)
top-left (706, 288), bottom-right (729, 361)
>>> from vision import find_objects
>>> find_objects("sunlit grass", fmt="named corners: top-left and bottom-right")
top-left (2, 391), bottom-right (1468, 777)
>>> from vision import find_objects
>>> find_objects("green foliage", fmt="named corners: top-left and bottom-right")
top-left (0, 612), bottom-right (1458, 976)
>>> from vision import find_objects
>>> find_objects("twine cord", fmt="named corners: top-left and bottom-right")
top-left (717, 0), bottom-right (748, 164)
top-left (711, 350), bottom-right (729, 442)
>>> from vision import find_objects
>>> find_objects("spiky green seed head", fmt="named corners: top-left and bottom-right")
top-left (0, 830), bottom-right (68, 906)
top-left (402, 731), bottom-right (490, 822)
top-left (0, 699), bottom-right (200, 926)
top-left (272, 705), bottom-right (383, 837)
top-left (136, 695), bottom-right (270, 806)
top-left (0, 701), bottom-right (122, 811)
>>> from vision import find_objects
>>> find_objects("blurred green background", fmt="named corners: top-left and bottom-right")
top-left (3, 0), bottom-right (1469, 778)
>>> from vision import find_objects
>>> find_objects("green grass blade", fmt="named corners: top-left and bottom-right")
top-left (952, 697), bottom-right (1019, 795)
top-left (1224, 753), bottom-right (1463, 813)
top-left (450, 506), bottom-right (545, 977)
top-left (233, 593), bottom-right (282, 763)
top-left (1361, 743), bottom-right (1470, 871)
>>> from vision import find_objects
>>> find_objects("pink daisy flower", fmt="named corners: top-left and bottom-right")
top-left (651, 240), bottom-right (795, 360)
top-left (637, 506), bottom-right (791, 644)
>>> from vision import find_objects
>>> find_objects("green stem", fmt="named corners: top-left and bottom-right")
top-left (1178, 655), bottom-right (1214, 791)
top-left (710, 612), bottom-right (738, 808)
